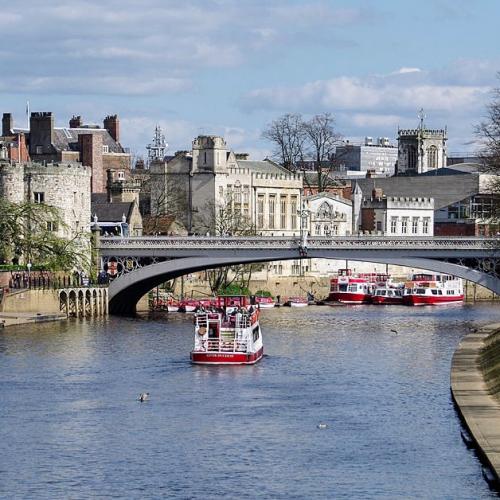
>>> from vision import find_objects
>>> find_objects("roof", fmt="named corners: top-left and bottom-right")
top-left (418, 164), bottom-right (482, 176)
top-left (303, 171), bottom-right (348, 187)
top-left (91, 194), bottom-right (133, 223)
top-left (354, 171), bottom-right (482, 210)
top-left (52, 127), bottom-right (125, 154)
top-left (305, 192), bottom-right (352, 205)
top-left (236, 159), bottom-right (292, 175)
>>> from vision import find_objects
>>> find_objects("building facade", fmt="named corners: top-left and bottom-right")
top-left (0, 160), bottom-right (91, 242)
top-left (2, 111), bottom-right (131, 193)
top-left (150, 135), bottom-right (303, 236)
top-left (336, 137), bottom-right (398, 176)
top-left (352, 185), bottom-right (434, 235)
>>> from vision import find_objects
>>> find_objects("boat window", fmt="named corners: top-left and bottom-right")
top-left (416, 288), bottom-right (426, 294)
top-left (431, 290), bottom-right (438, 295)
top-left (438, 290), bottom-right (443, 295)
top-left (339, 284), bottom-right (348, 292)
top-left (208, 326), bottom-right (219, 338)
top-left (253, 326), bottom-right (259, 342)
top-left (348, 285), bottom-right (358, 292)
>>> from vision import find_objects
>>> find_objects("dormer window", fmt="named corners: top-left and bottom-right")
top-left (35, 145), bottom-right (43, 154)
top-left (117, 171), bottom-right (125, 180)
top-left (102, 145), bottom-right (109, 153)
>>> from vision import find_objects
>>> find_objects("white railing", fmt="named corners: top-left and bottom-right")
top-left (205, 339), bottom-right (248, 353)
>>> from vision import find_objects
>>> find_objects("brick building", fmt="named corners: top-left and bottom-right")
top-left (2, 111), bottom-right (131, 193)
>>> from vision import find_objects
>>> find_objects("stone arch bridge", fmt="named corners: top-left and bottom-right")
top-left (97, 236), bottom-right (500, 315)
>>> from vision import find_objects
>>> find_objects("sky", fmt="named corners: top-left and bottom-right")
top-left (1, 0), bottom-right (499, 160)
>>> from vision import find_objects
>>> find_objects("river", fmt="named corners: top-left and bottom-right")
top-left (1, 303), bottom-right (500, 499)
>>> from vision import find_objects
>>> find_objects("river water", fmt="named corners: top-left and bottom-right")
top-left (1, 303), bottom-right (500, 499)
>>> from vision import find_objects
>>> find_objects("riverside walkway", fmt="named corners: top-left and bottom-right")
top-left (451, 323), bottom-right (500, 485)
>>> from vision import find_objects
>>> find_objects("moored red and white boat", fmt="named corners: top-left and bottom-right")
top-left (190, 296), bottom-right (263, 365)
top-left (403, 273), bottom-right (464, 306)
top-left (371, 285), bottom-right (404, 305)
top-left (284, 296), bottom-right (308, 307)
top-left (327, 269), bottom-right (389, 304)
top-left (255, 296), bottom-right (276, 309)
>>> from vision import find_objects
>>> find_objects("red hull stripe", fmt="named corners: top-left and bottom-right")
top-left (328, 292), bottom-right (371, 304)
top-left (403, 295), bottom-right (464, 306)
top-left (371, 297), bottom-right (403, 305)
top-left (191, 346), bottom-right (264, 365)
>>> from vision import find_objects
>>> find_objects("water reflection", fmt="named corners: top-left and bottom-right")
top-left (1, 303), bottom-right (500, 498)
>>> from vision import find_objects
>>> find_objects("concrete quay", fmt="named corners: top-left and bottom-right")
top-left (0, 312), bottom-right (67, 328)
top-left (451, 322), bottom-right (500, 486)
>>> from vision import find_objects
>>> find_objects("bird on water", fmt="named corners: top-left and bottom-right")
top-left (138, 393), bottom-right (149, 402)
top-left (390, 329), bottom-right (398, 335)
top-left (317, 423), bottom-right (328, 429)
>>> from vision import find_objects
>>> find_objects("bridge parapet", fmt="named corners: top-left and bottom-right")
top-left (98, 236), bottom-right (500, 252)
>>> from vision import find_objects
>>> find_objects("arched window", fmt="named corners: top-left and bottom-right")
top-left (407, 146), bottom-right (417, 170)
top-left (317, 201), bottom-right (332, 219)
top-left (427, 146), bottom-right (438, 169)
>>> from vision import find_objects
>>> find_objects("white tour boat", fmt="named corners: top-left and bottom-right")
top-left (190, 296), bottom-right (264, 365)
top-left (403, 273), bottom-right (464, 306)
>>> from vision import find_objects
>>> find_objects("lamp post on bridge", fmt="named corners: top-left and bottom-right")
top-left (298, 203), bottom-right (310, 275)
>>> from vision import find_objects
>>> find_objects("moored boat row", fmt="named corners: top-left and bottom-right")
top-left (327, 270), bottom-right (464, 306)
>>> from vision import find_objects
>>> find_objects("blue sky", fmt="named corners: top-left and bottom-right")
top-left (1, 0), bottom-right (499, 159)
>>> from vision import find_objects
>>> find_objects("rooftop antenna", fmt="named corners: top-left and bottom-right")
top-left (26, 100), bottom-right (30, 129)
top-left (146, 125), bottom-right (168, 166)
top-left (418, 107), bottom-right (426, 130)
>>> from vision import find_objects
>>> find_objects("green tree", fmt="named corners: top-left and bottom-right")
top-left (0, 198), bottom-right (88, 270)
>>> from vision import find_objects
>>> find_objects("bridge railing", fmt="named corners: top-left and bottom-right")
top-left (98, 235), bottom-right (500, 250)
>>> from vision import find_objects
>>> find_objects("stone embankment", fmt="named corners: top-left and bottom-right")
top-left (451, 323), bottom-right (500, 485)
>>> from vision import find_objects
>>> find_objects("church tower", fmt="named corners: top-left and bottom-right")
top-left (397, 109), bottom-right (447, 175)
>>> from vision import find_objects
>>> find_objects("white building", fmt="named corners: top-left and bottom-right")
top-left (150, 135), bottom-right (303, 236)
top-left (304, 192), bottom-right (352, 236)
top-left (352, 184), bottom-right (434, 236)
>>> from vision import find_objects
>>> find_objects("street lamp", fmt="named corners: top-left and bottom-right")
top-left (27, 262), bottom-right (32, 288)
top-left (298, 203), bottom-right (310, 264)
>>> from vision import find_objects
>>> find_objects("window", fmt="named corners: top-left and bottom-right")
top-left (102, 145), bottom-right (109, 153)
top-left (324, 225), bottom-right (331, 236)
top-left (390, 217), bottom-right (397, 234)
top-left (257, 195), bottom-right (264, 228)
top-left (407, 146), bottom-right (417, 170)
top-left (423, 217), bottom-right (430, 234)
top-left (35, 145), bottom-right (43, 154)
top-left (280, 195), bottom-right (287, 229)
top-left (376, 221), bottom-right (382, 232)
top-left (412, 217), bottom-right (419, 234)
top-left (34, 192), bottom-right (44, 204)
top-left (332, 225), bottom-right (338, 235)
top-left (243, 186), bottom-right (250, 204)
top-left (401, 217), bottom-right (408, 234)
top-left (318, 202), bottom-right (332, 219)
top-left (268, 195), bottom-right (276, 229)
top-left (46, 221), bottom-right (58, 232)
top-left (290, 196), bottom-right (298, 229)
top-left (117, 171), bottom-right (125, 180)
top-left (315, 224), bottom-right (321, 235)
top-left (234, 185), bottom-right (241, 204)
top-left (203, 151), bottom-right (207, 164)
top-left (218, 186), bottom-right (223, 199)
top-left (427, 146), bottom-right (437, 169)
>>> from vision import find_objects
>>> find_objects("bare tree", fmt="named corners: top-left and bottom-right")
top-left (262, 113), bottom-right (306, 169)
top-left (477, 76), bottom-right (500, 174)
top-left (199, 194), bottom-right (261, 294)
top-left (476, 75), bottom-right (500, 219)
top-left (262, 112), bottom-right (343, 193)
top-left (302, 112), bottom-right (343, 193)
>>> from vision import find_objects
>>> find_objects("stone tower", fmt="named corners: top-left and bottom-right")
top-left (191, 135), bottom-right (228, 173)
top-left (397, 110), bottom-right (447, 175)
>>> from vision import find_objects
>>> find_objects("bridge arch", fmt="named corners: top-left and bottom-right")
top-left (108, 251), bottom-right (500, 315)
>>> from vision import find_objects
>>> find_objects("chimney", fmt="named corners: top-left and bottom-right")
top-left (103, 114), bottom-right (119, 143)
top-left (2, 113), bottom-right (13, 136)
top-left (69, 115), bottom-right (82, 128)
top-left (79, 133), bottom-right (104, 192)
top-left (106, 169), bottom-right (115, 203)
top-left (29, 112), bottom-right (54, 155)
